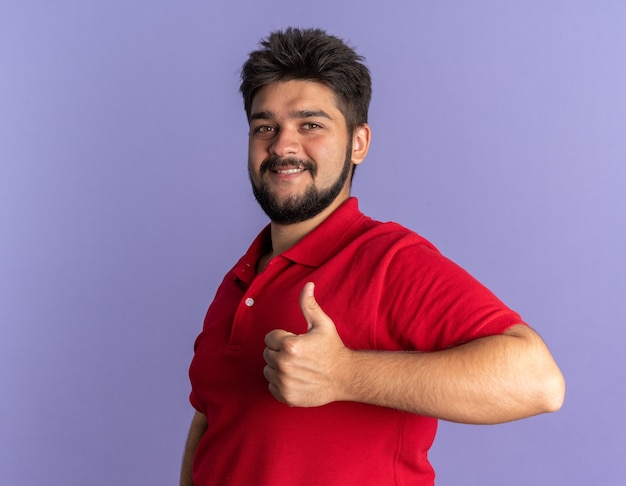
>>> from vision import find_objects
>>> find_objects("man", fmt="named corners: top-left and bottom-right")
top-left (181, 27), bottom-right (565, 485)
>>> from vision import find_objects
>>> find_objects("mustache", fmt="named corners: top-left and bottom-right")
top-left (259, 155), bottom-right (317, 177)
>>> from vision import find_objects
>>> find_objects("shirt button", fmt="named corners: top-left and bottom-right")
top-left (245, 298), bottom-right (255, 307)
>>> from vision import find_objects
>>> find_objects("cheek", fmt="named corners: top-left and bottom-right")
top-left (309, 138), bottom-right (347, 169)
top-left (308, 136), bottom-right (342, 159)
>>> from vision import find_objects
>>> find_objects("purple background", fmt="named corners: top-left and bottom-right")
top-left (1, 1), bottom-right (624, 484)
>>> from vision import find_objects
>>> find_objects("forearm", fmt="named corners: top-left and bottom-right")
top-left (180, 411), bottom-right (208, 486)
top-left (338, 325), bottom-right (565, 424)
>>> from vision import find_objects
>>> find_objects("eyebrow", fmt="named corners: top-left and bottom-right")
top-left (249, 110), bottom-right (333, 121)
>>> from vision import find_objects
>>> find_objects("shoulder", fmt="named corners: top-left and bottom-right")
top-left (351, 217), bottom-right (440, 257)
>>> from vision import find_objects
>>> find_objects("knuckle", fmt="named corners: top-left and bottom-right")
top-left (274, 358), bottom-right (291, 376)
top-left (306, 301), bottom-right (319, 313)
top-left (281, 336), bottom-right (300, 355)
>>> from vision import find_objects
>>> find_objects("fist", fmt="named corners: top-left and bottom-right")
top-left (263, 282), bottom-right (351, 407)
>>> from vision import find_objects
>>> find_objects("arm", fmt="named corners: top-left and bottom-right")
top-left (180, 411), bottom-right (208, 486)
top-left (263, 283), bottom-right (565, 425)
top-left (339, 323), bottom-right (564, 424)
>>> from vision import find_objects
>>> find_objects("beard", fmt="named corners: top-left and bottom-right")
top-left (250, 148), bottom-right (353, 225)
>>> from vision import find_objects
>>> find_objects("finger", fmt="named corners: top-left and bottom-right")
top-left (267, 382), bottom-right (285, 404)
top-left (263, 363), bottom-right (275, 382)
top-left (264, 329), bottom-right (295, 350)
top-left (299, 282), bottom-right (331, 332)
top-left (264, 366), bottom-right (288, 405)
top-left (263, 346), bottom-right (279, 366)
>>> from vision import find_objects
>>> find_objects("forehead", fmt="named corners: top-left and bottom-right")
top-left (250, 80), bottom-right (344, 119)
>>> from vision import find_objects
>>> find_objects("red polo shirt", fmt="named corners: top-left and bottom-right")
top-left (189, 198), bottom-right (524, 485)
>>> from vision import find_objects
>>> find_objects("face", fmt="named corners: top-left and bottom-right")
top-left (248, 80), bottom-right (369, 225)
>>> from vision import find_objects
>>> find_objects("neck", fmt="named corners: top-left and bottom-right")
top-left (269, 193), bottom-right (350, 258)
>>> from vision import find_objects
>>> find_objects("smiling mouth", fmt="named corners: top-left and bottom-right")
top-left (274, 167), bottom-right (306, 175)
top-left (260, 156), bottom-right (317, 178)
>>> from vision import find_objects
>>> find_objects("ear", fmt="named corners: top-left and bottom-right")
top-left (351, 124), bottom-right (371, 167)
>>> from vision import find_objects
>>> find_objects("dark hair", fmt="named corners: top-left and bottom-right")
top-left (240, 27), bottom-right (371, 134)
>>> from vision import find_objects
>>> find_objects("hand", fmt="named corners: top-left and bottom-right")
top-left (263, 282), bottom-right (351, 407)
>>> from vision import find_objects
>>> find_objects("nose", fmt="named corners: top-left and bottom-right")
top-left (269, 126), bottom-right (300, 157)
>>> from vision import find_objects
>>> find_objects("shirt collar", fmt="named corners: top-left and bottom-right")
top-left (233, 197), bottom-right (366, 283)
top-left (282, 197), bottom-right (365, 267)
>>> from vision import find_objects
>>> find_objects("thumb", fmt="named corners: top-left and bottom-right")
top-left (299, 282), bottom-right (332, 332)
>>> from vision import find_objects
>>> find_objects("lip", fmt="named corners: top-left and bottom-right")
top-left (267, 166), bottom-right (309, 181)
top-left (273, 167), bottom-right (306, 175)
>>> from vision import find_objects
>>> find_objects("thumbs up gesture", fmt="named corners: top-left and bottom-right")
top-left (263, 282), bottom-right (351, 407)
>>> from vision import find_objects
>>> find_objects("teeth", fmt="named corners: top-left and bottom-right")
top-left (276, 168), bottom-right (304, 175)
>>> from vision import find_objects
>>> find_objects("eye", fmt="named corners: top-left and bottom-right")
top-left (302, 122), bottom-right (321, 130)
top-left (252, 125), bottom-right (276, 135)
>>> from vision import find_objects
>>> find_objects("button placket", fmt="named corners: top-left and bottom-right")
top-left (230, 256), bottom-right (290, 346)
